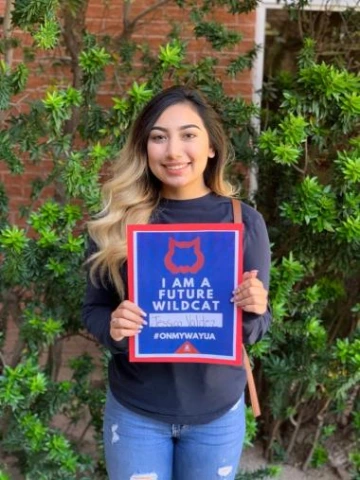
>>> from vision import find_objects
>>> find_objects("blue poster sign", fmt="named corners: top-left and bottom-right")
top-left (127, 223), bottom-right (243, 365)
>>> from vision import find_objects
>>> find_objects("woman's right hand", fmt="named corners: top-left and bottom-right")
top-left (110, 300), bottom-right (147, 342)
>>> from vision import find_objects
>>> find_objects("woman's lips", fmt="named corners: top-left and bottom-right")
top-left (162, 163), bottom-right (190, 173)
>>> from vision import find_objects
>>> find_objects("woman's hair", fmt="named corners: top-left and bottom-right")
top-left (87, 85), bottom-right (236, 296)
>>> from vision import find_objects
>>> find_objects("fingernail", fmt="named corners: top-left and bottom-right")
top-left (230, 297), bottom-right (234, 302)
top-left (142, 320), bottom-right (148, 325)
top-left (140, 310), bottom-right (147, 317)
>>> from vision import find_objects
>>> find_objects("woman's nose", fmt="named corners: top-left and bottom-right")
top-left (166, 137), bottom-right (182, 159)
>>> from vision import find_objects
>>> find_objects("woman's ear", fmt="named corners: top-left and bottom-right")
top-left (208, 146), bottom-right (216, 158)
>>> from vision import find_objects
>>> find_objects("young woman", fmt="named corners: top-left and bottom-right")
top-left (82, 86), bottom-right (271, 480)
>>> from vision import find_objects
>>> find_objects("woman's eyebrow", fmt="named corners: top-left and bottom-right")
top-left (150, 124), bottom-right (201, 132)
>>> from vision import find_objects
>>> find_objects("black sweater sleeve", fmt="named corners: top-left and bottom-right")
top-left (81, 239), bottom-right (128, 353)
top-left (242, 212), bottom-right (272, 344)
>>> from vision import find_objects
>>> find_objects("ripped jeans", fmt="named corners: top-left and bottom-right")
top-left (103, 389), bottom-right (246, 480)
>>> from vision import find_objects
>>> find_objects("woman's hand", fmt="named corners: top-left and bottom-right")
top-left (110, 300), bottom-right (147, 342)
top-left (231, 270), bottom-right (268, 315)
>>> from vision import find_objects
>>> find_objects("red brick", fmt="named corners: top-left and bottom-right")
top-left (238, 11), bottom-right (256, 25)
top-left (86, 2), bottom-right (106, 19)
top-left (101, 20), bottom-right (123, 36)
top-left (86, 18), bottom-right (106, 32)
top-left (142, 21), bottom-right (173, 36)
top-left (105, 3), bottom-right (123, 17)
top-left (5, 182), bottom-right (23, 198)
top-left (212, 8), bottom-right (239, 23)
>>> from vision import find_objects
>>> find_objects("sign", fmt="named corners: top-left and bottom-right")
top-left (127, 223), bottom-right (243, 365)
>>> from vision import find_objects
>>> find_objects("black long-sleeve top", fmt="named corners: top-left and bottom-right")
top-left (82, 193), bottom-right (271, 424)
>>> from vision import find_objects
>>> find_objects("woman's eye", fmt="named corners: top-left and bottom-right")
top-left (150, 135), bottom-right (166, 142)
top-left (183, 132), bottom-right (196, 139)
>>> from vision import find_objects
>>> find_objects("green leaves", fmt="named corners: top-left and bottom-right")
top-left (294, 61), bottom-right (360, 135)
top-left (42, 87), bottom-right (83, 135)
top-left (336, 214), bottom-right (360, 243)
top-left (244, 406), bottom-right (258, 448)
top-left (0, 471), bottom-right (11, 480)
top-left (341, 92), bottom-right (360, 115)
top-left (159, 40), bottom-right (185, 69)
top-left (227, 46), bottom-right (259, 77)
top-left (79, 45), bottom-right (112, 97)
top-left (22, 310), bottom-right (64, 348)
top-left (20, 413), bottom-right (47, 451)
top-left (0, 356), bottom-right (89, 477)
top-left (60, 233), bottom-right (84, 253)
top-left (336, 150), bottom-right (360, 184)
top-left (194, 21), bottom-right (242, 50)
top-left (299, 62), bottom-right (359, 99)
top-left (62, 149), bottom-right (108, 210)
top-left (112, 97), bottom-right (129, 113)
top-left (128, 81), bottom-right (153, 105)
top-left (79, 47), bottom-right (112, 75)
top-left (46, 258), bottom-right (67, 277)
top-left (195, 0), bottom-right (260, 16)
top-left (10, 63), bottom-right (29, 94)
top-left (30, 201), bottom-right (61, 228)
top-left (335, 337), bottom-right (360, 371)
top-left (236, 465), bottom-right (282, 480)
top-left (12, 0), bottom-right (59, 28)
top-left (29, 372), bottom-right (48, 396)
top-left (0, 226), bottom-right (28, 254)
top-left (33, 18), bottom-right (60, 49)
top-left (297, 37), bottom-right (316, 68)
top-left (0, 359), bottom-right (45, 409)
top-left (270, 252), bottom-right (305, 324)
top-left (279, 114), bottom-right (308, 145)
top-left (260, 114), bottom-right (308, 166)
top-left (0, 60), bottom-right (29, 110)
top-left (273, 144), bottom-right (301, 166)
top-left (281, 176), bottom-right (337, 233)
top-left (29, 202), bottom-right (85, 256)
top-left (305, 317), bottom-right (327, 350)
top-left (310, 445), bottom-right (328, 468)
top-left (0, 131), bottom-right (24, 173)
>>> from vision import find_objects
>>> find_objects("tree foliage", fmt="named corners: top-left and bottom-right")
top-left (257, 35), bottom-right (359, 471)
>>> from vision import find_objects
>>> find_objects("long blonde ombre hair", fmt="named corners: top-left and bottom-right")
top-left (87, 86), bottom-right (237, 297)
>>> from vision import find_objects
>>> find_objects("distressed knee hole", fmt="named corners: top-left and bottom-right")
top-left (218, 465), bottom-right (233, 477)
top-left (111, 424), bottom-right (119, 444)
top-left (130, 474), bottom-right (158, 480)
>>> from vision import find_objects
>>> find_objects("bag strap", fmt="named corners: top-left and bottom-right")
top-left (231, 198), bottom-right (261, 418)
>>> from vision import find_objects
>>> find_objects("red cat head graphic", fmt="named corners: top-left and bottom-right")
top-left (164, 237), bottom-right (204, 274)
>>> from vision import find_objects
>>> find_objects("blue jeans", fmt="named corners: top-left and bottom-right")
top-left (103, 389), bottom-right (246, 480)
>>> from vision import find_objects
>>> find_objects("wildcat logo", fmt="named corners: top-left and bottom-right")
top-left (164, 237), bottom-right (205, 274)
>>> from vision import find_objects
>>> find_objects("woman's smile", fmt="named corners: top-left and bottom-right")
top-left (162, 162), bottom-right (191, 173)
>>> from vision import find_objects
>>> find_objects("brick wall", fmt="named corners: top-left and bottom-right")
top-left (1, 0), bottom-right (257, 385)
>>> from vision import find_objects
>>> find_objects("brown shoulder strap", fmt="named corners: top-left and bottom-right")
top-left (231, 198), bottom-right (261, 418)
top-left (231, 197), bottom-right (242, 223)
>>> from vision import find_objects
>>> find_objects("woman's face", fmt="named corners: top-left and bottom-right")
top-left (146, 102), bottom-right (215, 200)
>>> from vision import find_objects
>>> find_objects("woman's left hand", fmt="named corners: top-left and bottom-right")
top-left (231, 270), bottom-right (268, 315)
